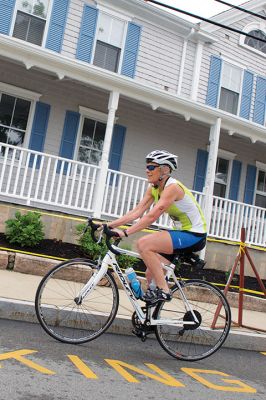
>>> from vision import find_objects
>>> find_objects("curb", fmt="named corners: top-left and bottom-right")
top-left (0, 298), bottom-right (265, 352)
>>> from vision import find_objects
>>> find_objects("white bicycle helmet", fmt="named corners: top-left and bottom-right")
top-left (146, 150), bottom-right (178, 171)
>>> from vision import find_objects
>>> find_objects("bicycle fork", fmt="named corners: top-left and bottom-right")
top-left (74, 258), bottom-right (109, 305)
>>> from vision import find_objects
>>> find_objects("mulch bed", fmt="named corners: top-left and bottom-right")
top-left (0, 233), bottom-right (265, 298)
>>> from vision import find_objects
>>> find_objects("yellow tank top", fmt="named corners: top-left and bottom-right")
top-left (151, 177), bottom-right (207, 233)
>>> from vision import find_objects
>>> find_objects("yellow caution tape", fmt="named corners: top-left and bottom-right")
top-left (0, 245), bottom-right (265, 296)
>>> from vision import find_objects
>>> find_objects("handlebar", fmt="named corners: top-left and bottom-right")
top-left (87, 218), bottom-right (122, 255)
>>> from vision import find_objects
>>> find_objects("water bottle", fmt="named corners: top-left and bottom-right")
top-left (125, 267), bottom-right (144, 299)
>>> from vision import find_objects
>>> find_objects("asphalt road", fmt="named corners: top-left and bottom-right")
top-left (0, 319), bottom-right (265, 400)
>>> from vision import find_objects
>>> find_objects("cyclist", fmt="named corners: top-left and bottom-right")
top-left (107, 150), bottom-right (207, 303)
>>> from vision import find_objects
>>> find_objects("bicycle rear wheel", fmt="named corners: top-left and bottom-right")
top-left (35, 258), bottom-right (119, 344)
top-left (154, 279), bottom-right (231, 361)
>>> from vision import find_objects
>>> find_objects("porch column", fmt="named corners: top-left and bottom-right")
top-left (203, 117), bottom-right (221, 246)
top-left (93, 91), bottom-right (120, 219)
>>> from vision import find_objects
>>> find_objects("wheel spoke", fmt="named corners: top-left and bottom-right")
top-left (155, 280), bottom-right (231, 361)
top-left (35, 260), bottom-right (119, 344)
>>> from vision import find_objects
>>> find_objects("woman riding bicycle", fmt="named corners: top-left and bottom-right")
top-left (107, 150), bottom-right (207, 304)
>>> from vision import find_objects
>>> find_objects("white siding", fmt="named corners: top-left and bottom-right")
top-left (198, 14), bottom-right (266, 117)
top-left (134, 19), bottom-right (184, 94)
top-left (59, 1), bottom-right (191, 95)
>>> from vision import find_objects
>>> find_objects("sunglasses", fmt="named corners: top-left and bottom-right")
top-left (146, 165), bottom-right (160, 171)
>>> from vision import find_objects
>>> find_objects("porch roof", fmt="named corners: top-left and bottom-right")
top-left (0, 34), bottom-right (266, 144)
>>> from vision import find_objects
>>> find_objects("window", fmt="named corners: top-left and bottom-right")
top-left (77, 118), bottom-right (106, 165)
top-left (255, 169), bottom-right (266, 208)
top-left (214, 157), bottom-right (230, 198)
top-left (93, 12), bottom-right (126, 72)
top-left (219, 63), bottom-right (242, 115)
top-left (13, 0), bottom-right (50, 46)
top-left (244, 30), bottom-right (266, 55)
top-left (0, 93), bottom-right (31, 155)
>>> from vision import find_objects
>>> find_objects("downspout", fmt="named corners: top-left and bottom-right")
top-left (177, 28), bottom-right (194, 96)
top-left (190, 39), bottom-right (204, 101)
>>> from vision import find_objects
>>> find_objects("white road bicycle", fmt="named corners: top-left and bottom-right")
top-left (35, 219), bottom-right (231, 361)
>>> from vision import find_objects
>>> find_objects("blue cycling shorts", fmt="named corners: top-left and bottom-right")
top-left (168, 230), bottom-right (206, 253)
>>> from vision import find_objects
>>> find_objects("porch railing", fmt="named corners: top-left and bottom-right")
top-left (0, 143), bottom-right (265, 247)
top-left (0, 143), bottom-right (99, 213)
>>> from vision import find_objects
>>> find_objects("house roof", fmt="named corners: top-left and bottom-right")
top-left (200, 0), bottom-right (266, 32)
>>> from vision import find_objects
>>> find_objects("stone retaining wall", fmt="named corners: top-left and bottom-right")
top-left (1, 202), bottom-right (265, 278)
top-left (0, 249), bottom-right (265, 313)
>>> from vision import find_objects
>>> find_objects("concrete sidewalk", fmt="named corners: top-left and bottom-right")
top-left (0, 269), bottom-right (265, 352)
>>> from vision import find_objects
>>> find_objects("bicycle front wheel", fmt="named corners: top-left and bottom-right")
top-left (155, 279), bottom-right (231, 361)
top-left (35, 258), bottom-right (119, 344)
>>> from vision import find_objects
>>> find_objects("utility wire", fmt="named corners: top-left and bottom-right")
top-left (144, 0), bottom-right (266, 43)
top-left (214, 0), bottom-right (266, 21)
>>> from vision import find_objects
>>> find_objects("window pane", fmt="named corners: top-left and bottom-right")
top-left (255, 194), bottom-right (266, 208)
top-left (245, 30), bottom-right (266, 54)
top-left (110, 19), bottom-right (125, 48)
top-left (18, 0), bottom-right (33, 14)
top-left (80, 118), bottom-right (95, 146)
top-left (221, 63), bottom-right (241, 92)
top-left (93, 41), bottom-right (120, 72)
top-left (13, 11), bottom-right (45, 45)
top-left (94, 122), bottom-right (105, 151)
top-left (219, 87), bottom-right (239, 114)
top-left (7, 129), bottom-right (25, 146)
top-left (97, 13), bottom-right (124, 48)
top-left (257, 170), bottom-right (265, 192)
top-left (90, 150), bottom-right (101, 165)
top-left (18, 0), bottom-right (49, 19)
top-left (0, 94), bottom-right (15, 126)
top-left (33, 0), bottom-right (49, 18)
top-left (0, 126), bottom-right (8, 145)
top-left (215, 157), bottom-right (229, 184)
top-left (78, 147), bottom-right (91, 164)
top-left (12, 98), bottom-right (31, 130)
top-left (27, 15), bottom-right (45, 45)
top-left (13, 11), bottom-right (30, 41)
top-left (214, 182), bottom-right (226, 198)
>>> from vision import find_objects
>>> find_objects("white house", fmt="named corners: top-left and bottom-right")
top-left (0, 0), bottom-right (265, 250)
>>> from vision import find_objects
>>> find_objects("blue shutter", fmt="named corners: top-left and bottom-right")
top-left (240, 71), bottom-right (254, 120)
top-left (46, 0), bottom-right (69, 52)
top-left (253, 76), bottom-right (266, 125)
top-left (121, 22), bottom-right (141, 78)
top-left (0, 0), bottom-right (15, 35)
top-left (193, 149), bottom-right (208, 192)
top-left (59, 111), bottom-right (80, 160)
top-left (229, 160), bottom-right (242, 200)
top-left (29, 102), bottom-right (50, 167)
top-left (206, 56), bottom-right (222, 107)
top-left (76, 5), bottom-right (98, 63)
top-left (109, 124), bottom-right (126, 171)
top-left (244, 165), bottom-right (257, 204)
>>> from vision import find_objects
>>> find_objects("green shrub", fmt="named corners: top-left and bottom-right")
top-left (5, 211), bottom-right (45, 247)
top-left (76, 224), bottom-right (139, 268)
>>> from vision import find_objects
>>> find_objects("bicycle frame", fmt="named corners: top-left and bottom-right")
top-left (77, 243), bottom-right (200, 327)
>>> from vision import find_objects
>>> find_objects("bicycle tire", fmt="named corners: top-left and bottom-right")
top-left (35, 258), bottom-right (119, 344)
top-left (154, 279), bottom-right (231, 361)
